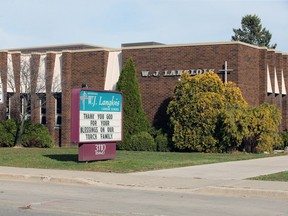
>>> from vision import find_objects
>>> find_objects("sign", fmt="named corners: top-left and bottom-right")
top-left (141, 69), bottom-right (215, 77)
top-left (71, 89), bottom-right (123, 143)
top-left (79, 91), bottom-right (122, 142)
top-left (71, 89), bottom-right (123, 162)
top-left (78, 143), bottom-right (116, 161)
top-left (0, 83), bottom-right (3, 104)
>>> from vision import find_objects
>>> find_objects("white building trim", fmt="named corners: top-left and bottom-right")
top-left (282, 69), bottom-right (287, 96)
top-left (274, 67), bottom-right (280, 95)
top-left (7, 53), bottom-right (15, 92)
top-left (104, 51), bottom-right (122, 90)
top-left (51, 53), bottom-right (62, 93)
top-left (267, 65), bottom-right (273, 94)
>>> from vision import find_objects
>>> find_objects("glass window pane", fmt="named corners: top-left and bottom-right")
top-left (56, 116), bottom-right (61, 125)
top-left (56, 96), bottom-right (61, 114)
top-left (41, 116), bottom-right (46, 125)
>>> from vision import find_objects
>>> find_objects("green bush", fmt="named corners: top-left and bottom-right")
top-left (167, 71), bottom-right (283, 153)
top-left (0, 119), bottom-right (17, 147)
top-left (155, 133), bottom-right (170, 152)
top-left (148, 127), bottom-right (170, 152)
top-left (245, 104), bottom-right (282, 153)
top-left (21, 121), bottom-right (54, 148)
top-left (0, 120), bottom-right (54, 148)
top-left (0, 120), bottom-right (53, 148)
top-left (116, 140), bottom-right (128, 150)
top-left (127, 132), bottom-right (156, 151)
top-left (281, 131), bottom-right (288, 148)
top-left (116, 58), bottom-right (150, 144)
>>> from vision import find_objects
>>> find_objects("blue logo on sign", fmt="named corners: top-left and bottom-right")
top-left (80, 91), bottom-right (122, 112)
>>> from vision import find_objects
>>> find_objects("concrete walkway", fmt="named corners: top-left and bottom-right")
top-left (131, 154), bottom-right (288, 180)
top-left (0, 155), bottom-right (288, 199)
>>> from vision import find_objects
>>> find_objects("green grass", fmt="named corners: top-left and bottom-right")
top-left (0, 148), bottom-right (281, 173)
top-left (249, 171), bottom-right (288, 182)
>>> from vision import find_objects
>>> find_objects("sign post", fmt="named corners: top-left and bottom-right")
top-left (71, 89), bottom-right (123, 161)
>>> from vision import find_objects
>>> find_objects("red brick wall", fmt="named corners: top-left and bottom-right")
top-left (45, 52), bottom-right (57, 144)
top-left (122, 43), bottom-right (288, 131)
top-left (258, 49), bottom-right (268, 105)
top-left (10, 53), bottom-right (21, 121)
top-left (61, 50), bottom-right (109, 146)
top-left (237, 45), bottom-right (260, 106)
top-left (61, 51), bottom-right (72, 147)
top-left (0, 52), bottom-right (7, 120)
top-left (70, 51), bottom-right (108, 90)
top-left (30, 54), bottom-right (41, 124)
top-left (283, 55), bottom-right (288, 129)
top-left (122, 43), bottom-right (253, 128)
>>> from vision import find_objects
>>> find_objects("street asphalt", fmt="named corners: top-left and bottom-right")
top-left (0, 154), bottom-right (288, 199)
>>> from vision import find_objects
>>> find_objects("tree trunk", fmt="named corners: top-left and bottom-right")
top-left (14, 117), bottom-right (25, 147)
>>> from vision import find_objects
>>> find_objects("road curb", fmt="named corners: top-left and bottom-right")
top-left (193, 186), bottom-right (288, 200)
top-left (1, 173), bottom-right (288, 200)
top-left (0, 173), bottom-right (90, 186)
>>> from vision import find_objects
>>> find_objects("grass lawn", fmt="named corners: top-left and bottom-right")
top-left (249, 171), bottom-right (288, 182)
top-left (0, 147), bottom-right (281, 173)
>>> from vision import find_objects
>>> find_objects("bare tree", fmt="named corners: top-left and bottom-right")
top-left (6, 54), bottom-right (61, 147)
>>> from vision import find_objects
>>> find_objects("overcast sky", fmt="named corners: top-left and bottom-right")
top-left (0, 0), bottom-right (287, 51)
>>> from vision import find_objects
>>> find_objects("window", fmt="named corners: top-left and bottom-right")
top-left (6, 94), bottom-right (11, 119)
top-left (39, 93), bottom-right (46, 124)
top-left (55, 94), bottom-right (62, 127)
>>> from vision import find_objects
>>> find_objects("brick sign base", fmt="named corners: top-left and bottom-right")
top-left (78, 143), bottom-right (116, 162)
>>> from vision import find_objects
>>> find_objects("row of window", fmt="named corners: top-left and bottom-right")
top-left (6, 93), bottom-right (62, 127)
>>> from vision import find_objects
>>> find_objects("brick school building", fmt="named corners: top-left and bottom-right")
top-left (0, 41), bottom-right (287, 146)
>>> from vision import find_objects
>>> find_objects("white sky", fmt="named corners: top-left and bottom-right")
top-left (0, 0), bottom-right (287, 51)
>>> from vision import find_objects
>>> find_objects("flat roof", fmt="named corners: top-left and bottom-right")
top-left (120, 41), bottom-right (287, 55)
top-left (1, 41), bottom-right (287, 56)
top-left (121, 41), bottom-right (262, 49)
top-left (121, 41), bottom-right (165, 47)
top-left (6, 43), bottom-right (110, 53)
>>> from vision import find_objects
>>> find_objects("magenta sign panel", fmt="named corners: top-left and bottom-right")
top-left (78, 143), bottom-right (117, 161)
top-left (71, 89), bottom-right (123, 161)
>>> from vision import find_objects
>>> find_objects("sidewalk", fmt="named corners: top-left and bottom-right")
top-left (0, 155), bottom-right (288, 199)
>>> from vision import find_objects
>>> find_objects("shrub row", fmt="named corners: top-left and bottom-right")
top-left (117, 127), bottom-right (171, 152)
top-left (0, 119), bottom-right (53, 148)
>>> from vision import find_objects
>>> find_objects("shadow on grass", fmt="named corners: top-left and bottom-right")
top-left (43, 154), bottom-right (78, 162)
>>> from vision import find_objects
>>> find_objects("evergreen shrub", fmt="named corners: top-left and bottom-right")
top-left (0, 119), bottom-right (17, 147)
top-left (280, 131), bottom-right (288, 149)
top-left (155, 133), bottom-right (170, 152)
top-left (148, 127), bottom-right (170, 152)
top-left (167, 71), bottom-right (282, 153)
top-left (245, 103), bottom-right (282, 153)
top-left (116, 58), bottom-right (150, 150)
top-left (21, 121), bottom-right (54, 148)
top-left (128, 132), bottom-right (156, 151)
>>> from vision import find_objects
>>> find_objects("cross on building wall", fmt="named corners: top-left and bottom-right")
top-left (80, 91), bottom-right (88, 110)
top-left (218, 61), bottom-right (233, 84)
